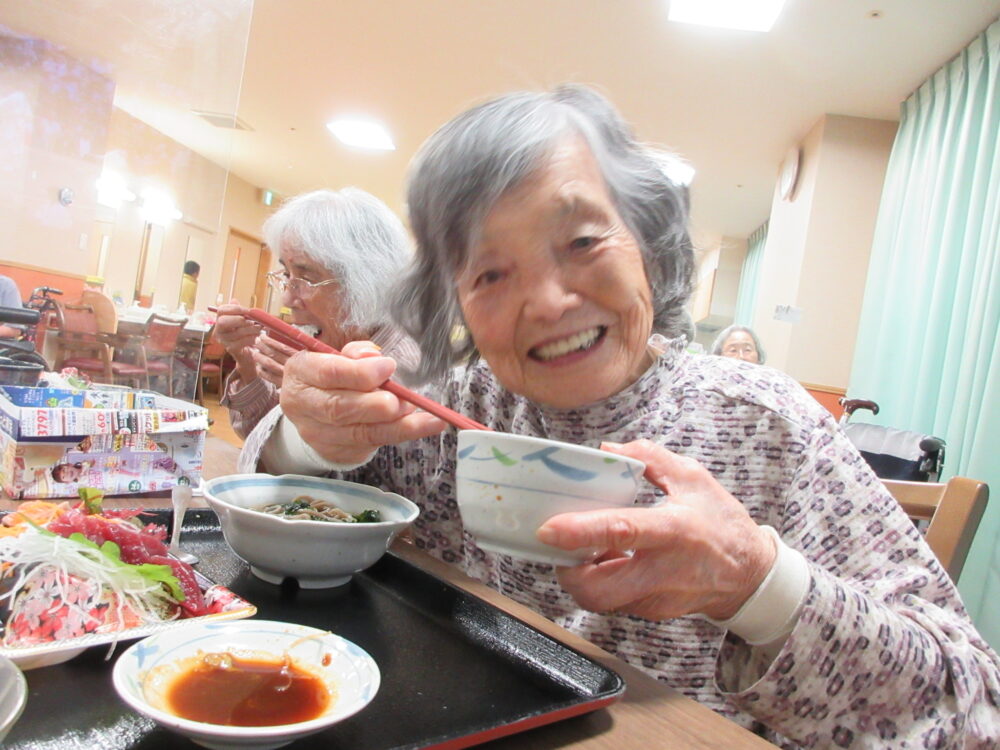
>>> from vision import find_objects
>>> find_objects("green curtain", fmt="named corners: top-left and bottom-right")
top-left (733, 220), bottom-right (768, 326)
top-left (848, 19), bottom-right (1000, 644)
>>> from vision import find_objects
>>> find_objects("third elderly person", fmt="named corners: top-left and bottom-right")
top-left (214, 188), bottom-right (419, 438)
top-left (239, 86), bottom-right (1000, 747)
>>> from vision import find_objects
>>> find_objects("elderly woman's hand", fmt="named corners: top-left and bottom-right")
top-left (214, 301), bottom-right (261, 384)
top-left (279, 341), bottom-right (448, 465)
top-left (251, 332), bottom-right (299, 387)
top-left (537, 440), bottom-right (777, 622)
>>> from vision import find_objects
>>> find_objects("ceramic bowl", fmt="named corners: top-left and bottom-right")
top-left (112, 619), bottom-right (379, 750)
top-left (203, 474), bottom-right (419, 588)
top-left (0, 654), bottom-right (28, 743)
top-left (455, 431), bottom-right (646, 566)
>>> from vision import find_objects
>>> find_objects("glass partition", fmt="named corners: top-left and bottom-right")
top-left (0, 0), bottom-right (253, 402)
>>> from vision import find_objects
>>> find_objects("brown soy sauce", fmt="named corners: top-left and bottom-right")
top-left (165, 652), bottom-right (332, 726)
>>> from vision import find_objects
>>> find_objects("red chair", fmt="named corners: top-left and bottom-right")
top-left (139, 314), bottom-right (187, 397)
top-left (52, 302), bottom-right (146, 387)
top-left (176, 326), bottom-right (227, 404)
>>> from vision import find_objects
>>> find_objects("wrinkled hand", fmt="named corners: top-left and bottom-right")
top-left (213, 301), bottom-right (260, 382)
top-left (251, 332), bottom-right (298, 387)
top-left (279, 340), bottom-right (447, 465)
top-left (537, 440), bottom-right (776, 622)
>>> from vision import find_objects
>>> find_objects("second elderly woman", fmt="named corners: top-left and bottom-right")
top-left (214, 187), bottom-right (418, 437)
top-left (240, 86), bottom-right (1000, 747)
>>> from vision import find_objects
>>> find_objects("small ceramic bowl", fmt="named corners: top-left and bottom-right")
top-left (204, 474), bottom-right (419, 588)
top-left (455, 431), bottom-right (646, 566)
top-left (112, 619), bottom-right (379, 750)
top-left (0, 654), bottom-right (28, 743)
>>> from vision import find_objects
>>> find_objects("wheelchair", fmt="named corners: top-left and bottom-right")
top-left (839, 398), bottom-right (945, 482)
top-left (0, 305), bottom-right (46, 385)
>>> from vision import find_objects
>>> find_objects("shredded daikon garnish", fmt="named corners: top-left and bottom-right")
top-left (0, 525), bottom-right (180, 629)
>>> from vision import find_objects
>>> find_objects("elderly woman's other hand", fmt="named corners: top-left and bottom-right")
top-left (214, 301), bottom-right (262, 383)
top-left (279, 340), bottom-right (447, 465)
top-left (538, 440), bottom-right (777, 622)
top-left (251, 331), bottom-right (299, 387)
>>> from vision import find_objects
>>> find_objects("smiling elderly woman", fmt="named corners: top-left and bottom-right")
top-left (239, 86), bottom-right (1000, 747)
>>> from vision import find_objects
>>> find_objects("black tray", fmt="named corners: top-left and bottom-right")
top-left (4, 509), bottom-right (624, 749)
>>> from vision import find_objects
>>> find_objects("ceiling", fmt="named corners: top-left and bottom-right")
top-left (3, 0), bottom-right (1000, 240)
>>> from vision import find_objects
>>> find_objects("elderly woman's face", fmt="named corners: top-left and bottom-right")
top-left (278, 245), bottom-right (349, 348)
top-left (720, 330), bottom-right (759, 363)
top-left (456, 139), bottom-right (654, 408)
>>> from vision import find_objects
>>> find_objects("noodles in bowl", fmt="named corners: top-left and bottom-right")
top-left (257, 496), bottom-right (380, 524)
top-left (204, 474), bottom-right (419, 588)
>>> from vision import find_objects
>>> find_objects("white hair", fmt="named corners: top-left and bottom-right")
top-left (263, 188), bottom-right (411, 329)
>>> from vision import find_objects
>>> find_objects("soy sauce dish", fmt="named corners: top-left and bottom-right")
top-left (112, 620), bottom-right (379, 750)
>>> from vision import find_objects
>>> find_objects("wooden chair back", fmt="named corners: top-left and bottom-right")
top-left (883, 477), bottom-right (989, 582)
top-left (57, 302), bottom-right (100, 336)
top-left (79, 289), bottom-right (118, 335)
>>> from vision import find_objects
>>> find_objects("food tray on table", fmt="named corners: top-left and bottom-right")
top-left (4, 508), bottom-right (625, 749)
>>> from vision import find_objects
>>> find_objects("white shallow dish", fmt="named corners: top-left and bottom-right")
top-left (456, 431), bottom-right (646, 566)
top-left (0, 565), bottom-right (256, 671)
top-left (204, 474), bottom-right (419, 588)
top-left (0, 654), bottom-right (28, 743)
top-left (112, 619), bottom-right (380, 750)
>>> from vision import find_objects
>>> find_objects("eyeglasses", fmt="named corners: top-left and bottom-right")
top-left (266, 270), bottom-right (339, 296)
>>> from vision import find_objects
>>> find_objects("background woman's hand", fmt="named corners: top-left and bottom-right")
top-left (279, 340), bottom-right (447, 465)
top-left (537, 440), bottom-right (776, 622)
top-left (251, 332), bottom-right (298, 387)
top-left (213, 301), bottom-right (261, 384)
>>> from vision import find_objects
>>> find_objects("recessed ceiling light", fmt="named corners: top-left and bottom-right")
top-left (326, 117), bottom-right (396, 151)
top-left (668, 0), bottom-right (787, 32)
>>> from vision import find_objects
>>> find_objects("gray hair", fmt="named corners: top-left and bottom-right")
top-left (393, 84), bottom-right (695, 383)
top-left (264, 188), bottom-right (411, 330)
top-left (711, 324), bottom-right (767, 364)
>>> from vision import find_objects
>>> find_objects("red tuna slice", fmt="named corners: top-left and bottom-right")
top-left (148, 554), bottom-right (207, 617)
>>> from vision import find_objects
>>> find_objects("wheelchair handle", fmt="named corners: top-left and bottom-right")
top-left (839, 398), bottom-right (879, 417)
top-left (0, 306), bottom-right (41, 326)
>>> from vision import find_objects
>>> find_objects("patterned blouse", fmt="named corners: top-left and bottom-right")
top-left (240, 337), bottom-right (1000, 748)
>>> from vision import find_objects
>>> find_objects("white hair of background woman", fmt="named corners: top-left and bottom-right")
top-left (263, 188), bottom-right (412, 330)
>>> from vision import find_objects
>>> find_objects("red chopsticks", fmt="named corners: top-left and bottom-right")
top-left (209, 306), bottom-right (491, 432)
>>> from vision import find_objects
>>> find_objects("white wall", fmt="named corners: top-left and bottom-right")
top-left (752, 114), bottom-right (897, 387)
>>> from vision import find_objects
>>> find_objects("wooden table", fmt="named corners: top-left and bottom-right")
top-left (1, 437), bottom-right (776, 749)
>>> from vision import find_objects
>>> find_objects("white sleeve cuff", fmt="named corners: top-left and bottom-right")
top-left (706, 525), bottom-right (810, 647)
top-left (260, 415), bottom-right (376, 475)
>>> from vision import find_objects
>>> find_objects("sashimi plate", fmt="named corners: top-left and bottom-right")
top-left (0, 563), bottom-right (255, 670)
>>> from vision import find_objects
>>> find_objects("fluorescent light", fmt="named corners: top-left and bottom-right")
top-left (140, 187), bottom-right (182, 225)
top-left (668, 0), bottom-right (787, 32)
top-left (326, 117), bottom-right (396, 151)
top-left (95, 170), bottom-right (136, 208)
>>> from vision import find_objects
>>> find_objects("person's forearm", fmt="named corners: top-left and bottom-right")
top-left (259, 414), bottom-right (375, 474)
top-left (0, 324), bottom-right (19, 338)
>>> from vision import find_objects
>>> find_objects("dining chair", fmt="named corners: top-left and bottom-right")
top-left (138, 313), bottom-right (187, 397)
top-left (52, 302), bottom-right (146, 388)
top-left (176, 325), bottom-right (227, 405)
top-left (79, 289), bottom-right (118, 336)
top-left (883, 476), bottom-right (989, 582)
